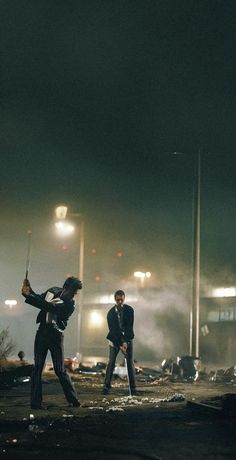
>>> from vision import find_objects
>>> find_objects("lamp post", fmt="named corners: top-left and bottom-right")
top-left (173, 151), bottom-right (201, 358)
top-left (191, 151), bottom-right (201, 358)
top-left (54, 205), bottom-right (85, 357)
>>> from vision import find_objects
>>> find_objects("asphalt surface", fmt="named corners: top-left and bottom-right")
top-left (0, 371), bottom-right (236, 459)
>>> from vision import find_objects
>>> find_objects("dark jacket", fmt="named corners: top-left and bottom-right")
top-left (106, 304), bottom-right (134, 347)
top-left (24, 287), bottom-right (75, 331)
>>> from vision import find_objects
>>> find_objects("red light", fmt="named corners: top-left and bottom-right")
top-left (91, 248), bottom-right (97, 254)
top-left (117, 251), bottom-right (123, 257)
top-left (95, 275), bottom-right (101, 281)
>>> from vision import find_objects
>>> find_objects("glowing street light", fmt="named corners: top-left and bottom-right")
top-left (55, 205), bottom-right (68, 220)
top-left (55, 221), bottom-right (75, 237)
top-left (134, 271), bottom-right (151, 287)
top-left (5, 300), bottom-right (17, 309)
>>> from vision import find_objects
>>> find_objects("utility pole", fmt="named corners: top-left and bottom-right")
top-left (190, 150), bottom-right (201, 357)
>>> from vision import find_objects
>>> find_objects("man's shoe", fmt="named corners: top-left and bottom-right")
top-left (68, 400), bottom-right (80, 407)
top-left (102, 387), bottom-right (110, 395)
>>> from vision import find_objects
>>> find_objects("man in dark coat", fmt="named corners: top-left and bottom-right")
top-left (21, 276), bottom-right (82, 409)
top-left (102, 289), bottom-right (136, 395)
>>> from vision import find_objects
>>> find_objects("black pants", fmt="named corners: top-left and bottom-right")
top-left (104, 341), bottom-right (136, 390)
top-left (31, 326), bottom-right (78, 406)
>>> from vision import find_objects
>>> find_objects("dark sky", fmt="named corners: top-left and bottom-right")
top-left (1, 0), bottom-right (236, 298)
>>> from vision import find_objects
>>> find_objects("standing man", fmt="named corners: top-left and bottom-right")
top-left (21, 276), bottom-right (82, 409)
top-left (102, 289), bottom-right (136, 395)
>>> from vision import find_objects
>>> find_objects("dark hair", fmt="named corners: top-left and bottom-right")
top-left (63, 277), bottom-right (83, 292)
top-left (114, 289), bottom-right (125, 298)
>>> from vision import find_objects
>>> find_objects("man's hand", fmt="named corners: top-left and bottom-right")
top-left (120, 342), bottom-right (128, 354)
top-left (21, 278), bottom-right (31, 297)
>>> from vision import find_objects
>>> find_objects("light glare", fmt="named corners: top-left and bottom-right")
top-left (5, 300), bottom-right (17, 309)
top-left (134, 271), bottom-right (146, 278)
top-left (55, 221), bottom-right (75, 237)
top-left (89, 311), bottom-right (104, 328)
top-left (212, 287), bottom-right (236, 297)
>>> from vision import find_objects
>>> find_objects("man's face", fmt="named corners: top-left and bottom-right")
top-left (115, 294), bottom-right (125, 306)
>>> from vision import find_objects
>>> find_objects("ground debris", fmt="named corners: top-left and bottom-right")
top-left (209, 366), bottom-right (236, 383)
top-left (159, 393), bottom-right (185, 402)
top-left (88, 406), bottom-right (104, 410)
top-left (106, 406), bottom-right (124, 412)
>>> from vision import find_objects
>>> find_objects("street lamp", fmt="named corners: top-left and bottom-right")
top-left (173, 151), bottom-right (201, 358)
top-left (54, 205), bottom-right (85, 356)
top-left (191, 151), bottom-right (201, 358)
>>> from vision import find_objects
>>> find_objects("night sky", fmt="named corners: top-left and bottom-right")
top-left (1, 1), bottom-right (236, 358)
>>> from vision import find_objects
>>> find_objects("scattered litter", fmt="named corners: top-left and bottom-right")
top-left (106, 406), bottom-right (124, 412)
top-left (159, 393), bottom-right (185, 402)
top-left (28, 425), bottom-right (35, 432)
top-left (147, 398), bottom-right (163, 404)
top-left (28, 424), bottom-right (44, 434)
top-left (29, 414), bottom-right (35, 420)
top-left (127, 399), bottom-right (142, 405)
top-left (88, 407), bottom-right (104, 410)
top-left (151, 379), bottom-right (168, 385)
top-left (209, 366), bottom-right (236, 383)
top-left (113, 396), bottom-right (132, 403)
top-left (62, 414), bottom-right (74, 418)
top-left (74, 361), bottom-right (106, 374)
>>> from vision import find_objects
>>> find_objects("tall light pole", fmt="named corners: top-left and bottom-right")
top-left (173, 151), bottom-right (201, 358)
top-left (191, 150), bottom-right (201, 358)
top-left (54, 205), bottom-right (85, 357)
top-left (71, 214), bottom-right (84, 360)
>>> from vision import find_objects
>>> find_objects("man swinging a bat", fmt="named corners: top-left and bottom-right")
top-left (21, 276), bottom-right (82, 409)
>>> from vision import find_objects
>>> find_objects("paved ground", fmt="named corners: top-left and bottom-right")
top-left (0, 371), bottom-right (236, 459)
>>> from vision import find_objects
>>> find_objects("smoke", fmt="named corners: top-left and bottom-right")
top-left (133, 283), bottom-right (191, 363)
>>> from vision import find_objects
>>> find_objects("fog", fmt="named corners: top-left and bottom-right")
top-left (0, 235), bottom-right (204, 365)
top-left (1, 204), bottom-right (236, 367)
